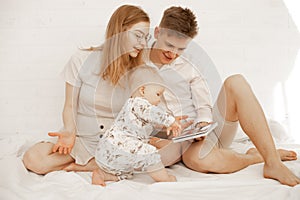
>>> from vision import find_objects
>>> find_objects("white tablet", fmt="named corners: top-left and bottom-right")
top-left (172, 122), bottom-right (218, 143)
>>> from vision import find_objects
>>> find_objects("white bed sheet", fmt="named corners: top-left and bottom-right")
top-left (0, 133), bottom-right (300, 200)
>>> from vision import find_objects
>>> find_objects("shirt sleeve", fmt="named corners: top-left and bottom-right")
top-left (132, 98), bottom-right (175, 127)
top-left (60, 50), bottom-right (90, 87)
top-left (190, 68), bottom-right (213, 123)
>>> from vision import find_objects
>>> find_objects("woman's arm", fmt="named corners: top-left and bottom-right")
top-left (62, 82), bottom-right (79, 133)
top-left (48, 83), bottom-right (79, 154)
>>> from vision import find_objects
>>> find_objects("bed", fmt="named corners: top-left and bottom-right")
top-left (1, 121), bottom-right (300, 200)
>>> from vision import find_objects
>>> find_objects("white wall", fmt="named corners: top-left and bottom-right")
top-left (0, 0), bottom-right (299, 141)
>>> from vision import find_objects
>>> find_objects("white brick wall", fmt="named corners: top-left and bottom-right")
top-left (0, 0), bottom-right (299, 140)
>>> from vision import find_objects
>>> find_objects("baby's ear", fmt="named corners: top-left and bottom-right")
top-left (139, 86), bottom-right (145, 96)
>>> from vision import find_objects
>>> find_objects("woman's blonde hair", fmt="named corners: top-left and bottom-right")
top-left (93, 5), bottom-right (149, 85)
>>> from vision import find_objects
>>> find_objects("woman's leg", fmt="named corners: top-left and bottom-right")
top-left (23, 142), bottom-right (74, 175)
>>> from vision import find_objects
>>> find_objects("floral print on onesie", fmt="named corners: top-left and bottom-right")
top-left (95, 97), bottom-right (175, 180)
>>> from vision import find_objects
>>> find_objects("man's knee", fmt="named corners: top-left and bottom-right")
top-left (224, 74), bottom-right (249, 91)
top-left (182, 142), bottom-right (211, 173)
top-left (183, 145), bottom-right (230, 173)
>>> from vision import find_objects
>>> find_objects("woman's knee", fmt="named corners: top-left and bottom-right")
top-left (22, 142), bottom-right (52, 174)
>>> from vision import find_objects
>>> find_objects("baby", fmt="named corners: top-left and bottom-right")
top-left (92, 66), bottom-right (181, 186)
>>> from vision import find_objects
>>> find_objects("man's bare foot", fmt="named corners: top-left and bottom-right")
top-left (91, 168), bottom-right (119, 187)
top-left (263, 162), bottom-right (300, 187)
top-left (277, 149), bottom-right (297, 161)
top-left (246, 148), bottom-right (297, 162)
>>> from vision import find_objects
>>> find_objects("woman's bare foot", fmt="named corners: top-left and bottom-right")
top-left (63, 159), bottom-right (99, 172)
top-left (63, 163), bottom-right (79, 172)
top-left (246, 148), bottom-right (297, 162)
top-left (92, 168), bottom-right (119, 187)
top-left (263, 162), bottom-right (300, 186)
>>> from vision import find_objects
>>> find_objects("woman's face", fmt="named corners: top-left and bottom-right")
top-left (125, 22), bottom-right (150, 57)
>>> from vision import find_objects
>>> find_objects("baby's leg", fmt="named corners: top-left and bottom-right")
top-left (148, 167), bottom-right (176, 182)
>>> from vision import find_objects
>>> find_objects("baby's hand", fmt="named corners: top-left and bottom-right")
top-left (166, 121), bottom-right (182, 137)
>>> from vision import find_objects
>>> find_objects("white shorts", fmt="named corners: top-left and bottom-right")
top-left (197, 104), bottom-right (239, 158)
top-left (45, 135), bottom-right (95, 165)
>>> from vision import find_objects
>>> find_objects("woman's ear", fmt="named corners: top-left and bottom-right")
top-left (139, 86), bottom-right (145, 96)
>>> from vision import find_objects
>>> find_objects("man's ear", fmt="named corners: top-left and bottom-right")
top-left (138, 86), bottom-right (145, 96)
top-left (154, 27), bottom-right (160, 39)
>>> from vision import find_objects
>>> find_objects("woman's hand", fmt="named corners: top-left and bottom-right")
top-left (48, 131), bottom-right (76, 154)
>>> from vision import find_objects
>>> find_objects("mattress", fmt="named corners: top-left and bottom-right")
top-left (0, 133), bottom-right (299, 200)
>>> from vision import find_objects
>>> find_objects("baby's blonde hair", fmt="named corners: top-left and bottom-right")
top-left (129, 65), bottom-right (165, 96)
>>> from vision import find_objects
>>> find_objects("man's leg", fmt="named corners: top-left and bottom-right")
top-left (23, 142), bottom-right (74, 175)
top-left (183, 141), bottom-right (265, 173)
top-left (222, 74), bottom-right (299, 186)
top-left (183, 74), bottom-right (300, 186)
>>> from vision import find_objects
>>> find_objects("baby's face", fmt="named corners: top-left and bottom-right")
top-left (143, 84), bottom-right (164, 106)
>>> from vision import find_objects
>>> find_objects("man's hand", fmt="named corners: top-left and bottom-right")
top-left (194, 121), bottom-right (211, 141)
top-left (48, 131), bottom-right (76, 154)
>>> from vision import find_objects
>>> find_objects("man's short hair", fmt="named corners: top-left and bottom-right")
top-left (159, 6), bottom-right (198, 38)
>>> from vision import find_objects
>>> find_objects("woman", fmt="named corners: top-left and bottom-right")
top-left (22, 5), bottom-right (151, 177)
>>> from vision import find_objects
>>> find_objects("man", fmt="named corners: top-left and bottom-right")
top-left (146, 6), bottom-right (300, 187)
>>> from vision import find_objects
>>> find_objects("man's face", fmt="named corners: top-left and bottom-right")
top-left (153, 28), bottom-right (191, 65)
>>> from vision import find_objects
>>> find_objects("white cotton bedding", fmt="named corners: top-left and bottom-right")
top-left (0, 133), bottom-right (300, 200)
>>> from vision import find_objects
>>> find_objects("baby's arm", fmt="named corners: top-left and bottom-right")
top-left (166, 120), bottom-right (181, 137)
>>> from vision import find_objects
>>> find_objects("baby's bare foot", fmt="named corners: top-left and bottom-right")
top-left (92, 169), bottom-right (106, 186)
top-left (169, 175), bottom-right (177, 182)
top-left (92, 168), bottom-right (119, 186)
top-left (63, 163), bottom-right (76, 172)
